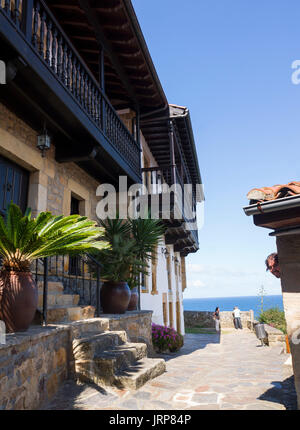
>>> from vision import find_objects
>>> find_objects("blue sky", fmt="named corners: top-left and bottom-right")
top-left (132, 0), bottom-right (300, 298)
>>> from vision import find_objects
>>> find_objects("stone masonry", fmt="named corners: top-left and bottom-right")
top-left (0, 102), bottom-right (100, 220)
top-left (184, 310), bottom-right (253, 329)
top-left (0, 312), bottom-right (153, 410)
top-left (276, 232), bottom-right (300, 409)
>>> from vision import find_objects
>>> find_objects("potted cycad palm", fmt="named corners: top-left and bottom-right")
top-left (96, 217), bottom-right (142, 314)
top-left (127, 217), bottom-right (165, 311)
top-left (0, 203), bottom-right (108, 332)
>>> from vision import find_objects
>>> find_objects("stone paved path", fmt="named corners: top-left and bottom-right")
top-left (44, 329), bottom-right (297, 410)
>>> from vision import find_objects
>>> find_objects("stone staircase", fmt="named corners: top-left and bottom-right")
top-left (35, 281), bottom-right (95, 324)
top-left (72, 330), bottom-right (166, 390)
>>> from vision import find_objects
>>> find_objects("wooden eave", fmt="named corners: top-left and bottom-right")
top-left (47, 0), bottom-right (168, 112)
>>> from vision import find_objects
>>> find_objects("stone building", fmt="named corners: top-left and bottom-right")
top-left (244, 181), bottom-right (300, 409)
top-left (0, 1), bottom-right (202, 331)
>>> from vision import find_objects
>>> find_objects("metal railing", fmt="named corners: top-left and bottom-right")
top-left (0, 0), bottom-right (140, 174)
top-left (142, 164), bottom-right (198, 241)
top-left (33, 253), bottom-right (102, 325)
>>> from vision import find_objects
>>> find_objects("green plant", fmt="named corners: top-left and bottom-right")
top-left (258, 307), bottom-right (287, 334)
top-left (128, 216), bottom-right (165, 289)
top-left (96, 217), bottom-right (145, 283)
top-left (96, 216), bottom-right (165, 287)
top-left (258, 285), bottom-right (266, 314)
top-left (0, 203), bottom-right (108, 272)
top-left (152, 323), bottom-right (184, 353)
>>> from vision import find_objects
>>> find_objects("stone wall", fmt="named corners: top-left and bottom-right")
top-left (249, 320), bottom-right (286, 349)
top-left (103, 311), bottom-right (153, 354)
top-left (0, 313), bottom-right (152, 410)
top-left (0, 102), bottom-right (100, 220)
top-left (184, 311), bottom-right (215, 328)
top-left (184, 310), bottom-right (254, 329)
top-left (0, 326), bottom-right (70, 410)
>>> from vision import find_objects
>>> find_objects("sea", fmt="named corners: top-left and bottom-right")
top-left (183, 295), bottom-right (283, 319)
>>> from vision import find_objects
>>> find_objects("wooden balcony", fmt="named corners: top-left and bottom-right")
top-left (0, 0), bottom-right (141, 183)
top-left (141, 165), bottom-right (199, 256)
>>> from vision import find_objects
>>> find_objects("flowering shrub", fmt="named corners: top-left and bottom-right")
top-left (152, 323), bottom-right (184, 353)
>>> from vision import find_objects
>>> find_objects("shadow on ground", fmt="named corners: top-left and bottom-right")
top-left (155, 332), bottom-right (221, 362)
top-left (42, 380), bottom-right (114, 410)
top-left (259, 375), bottom-right (298, 410)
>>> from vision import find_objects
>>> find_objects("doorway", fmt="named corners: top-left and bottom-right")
top-left (69, 195), bottom-right (81, 275)
top-left (0, 155), bottom-right (29, 216)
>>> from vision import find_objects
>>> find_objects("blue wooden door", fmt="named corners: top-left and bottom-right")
top-left (0, 155), bottom-right (29, 216)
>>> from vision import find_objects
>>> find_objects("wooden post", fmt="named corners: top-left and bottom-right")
top-left (22, 0), bottom-right (34, 41)
top-left (99, 46), bottom-right (106, 133)
top-left (168, 120), bottom-right (176, 184)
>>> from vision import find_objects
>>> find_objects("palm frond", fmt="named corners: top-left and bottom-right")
top-left (0, 202), bottom-right (108, 272)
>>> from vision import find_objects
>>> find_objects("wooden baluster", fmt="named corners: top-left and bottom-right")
top-left (57, 35), bottom-right (63, 79)
top-left (14, 0), bottom-right (20, 27)
top-left (91, 86), bottom-right (95, 120)
top-left (45, 19), bottom-right (52, 65)
top-left (67, 50), bottom-right (72, 90)
top-left (62, 43), bottom-right (68, 85)
top-left (4, 0), bottom-right (11, 18)
top-left (39, 10), bottom-right (46, 58)
top-left (94, 91), bottom-right (98, 124)
top-left (97, 93), bottom-right (101, 125)
top-left (84, 73), bottom-right (88, 110)
top-left (32, 1), bottom-right (40, 48)
top-left (80, 67), bottom-right (84, 105)
top-left (72, 57), bottom-right (77, 96)
top-left (80, 68), bottom-right (84, 106)
top-left (76, 65), bottom-right (80, 103)
top-left (88, 80), bottom-right (92, 115)
top-left (51, 27), bottom-right (57, 72)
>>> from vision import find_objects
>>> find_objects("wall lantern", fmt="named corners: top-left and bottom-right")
top-left (37, 124), bottom-right (51, 157)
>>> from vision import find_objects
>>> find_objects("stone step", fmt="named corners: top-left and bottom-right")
top-left (93, 342), bottom-right (148, 375)
top-left (72, 329), bottom-right (165, 390)
top-left (113, 357), bottom-right (166, 390)
top-left (38, 292), bottom-right (80, 307)
top-left (37, 281), bottom-right (64, 293)
top-left (73, 331), bottom-right (128, 361)
top-left (74, 342), bottom-right (148, 385)
top-left (35, 305), bottom-right (95, 324)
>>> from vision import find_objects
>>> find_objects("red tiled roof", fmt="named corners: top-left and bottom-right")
top-left (247, 181), bottom-right (300, 202)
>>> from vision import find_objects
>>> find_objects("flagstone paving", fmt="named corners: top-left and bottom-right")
top-left (44, 329), bottom-right (297, 410)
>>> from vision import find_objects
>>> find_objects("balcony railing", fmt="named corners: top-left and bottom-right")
top-left (142, 165), bottom-right (198, 232)
top-left (0, 0), bottom-right (140, 175)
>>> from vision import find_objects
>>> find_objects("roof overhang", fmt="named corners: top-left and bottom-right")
top-left (47, 0), bottom-right (168, 113)
top-left (243, 195), bottom-right (300, 230)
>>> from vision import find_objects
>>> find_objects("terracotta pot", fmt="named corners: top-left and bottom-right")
top-left (100, 281), bottom-right (131, 314)
top-left (0, 271), bottom-right (38, 333)
top-left (128, 287), bottom-right (139, 311)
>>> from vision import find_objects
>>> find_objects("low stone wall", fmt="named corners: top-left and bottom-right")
top-left (250, 320), bottom-right (286, 349)
top-left (0, 312), bottom-right (152, 410)
top-left (220, 311), bottom-right (254, 329)
top-left (184, 311), bottom-right (214, 328)
top-left (184, 310), bottom-right (254, 329)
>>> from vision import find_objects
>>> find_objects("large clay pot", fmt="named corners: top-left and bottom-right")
top-left (0, 271), bottom-right (38, 333)
top-left (100, 281), bottom-right (131, 314)
top-left (127, 287), bottom-right (139, 311)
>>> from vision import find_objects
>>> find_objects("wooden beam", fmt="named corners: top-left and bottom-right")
top-left (78, 0), bottom-right (139, 106)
